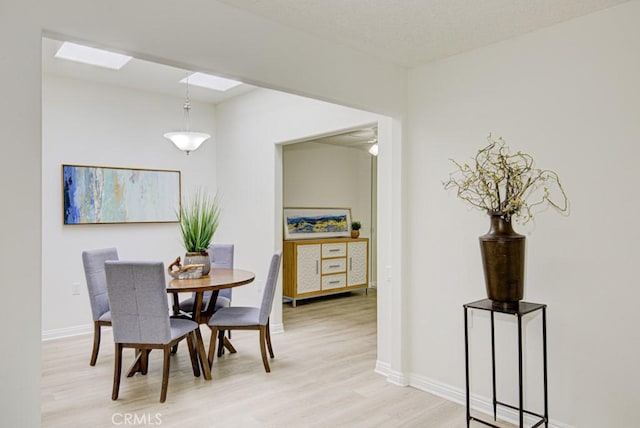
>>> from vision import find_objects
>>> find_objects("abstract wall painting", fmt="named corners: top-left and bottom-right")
top-left (62, 164), bottom-right (181, 225)
top-left (283, 207), bottom-right (351, 240)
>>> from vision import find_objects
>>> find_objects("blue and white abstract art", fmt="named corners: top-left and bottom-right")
top-left (63, 165), bottom-right (181, 224)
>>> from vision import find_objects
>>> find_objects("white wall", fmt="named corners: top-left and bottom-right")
top-left (42, 75), bottom-right (217, 337)
top-left (0, 2), bottom-right (42, 426)
top-left (406, 2), bottom-right (640, 427)
top-left (213, 88), bottom-right (389, 335)
top-left (283, 142), bottom-right (373, 238)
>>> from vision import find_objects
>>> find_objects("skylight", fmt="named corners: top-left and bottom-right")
top-left (181, 72), bottom-right (242, 92)
top-left (54, 42), bottom-right (132, 70)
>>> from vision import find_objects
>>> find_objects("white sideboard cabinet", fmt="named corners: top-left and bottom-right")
top-left (283, 238), bottom-right (369, 307)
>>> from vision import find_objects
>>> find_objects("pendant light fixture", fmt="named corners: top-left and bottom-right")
top-left (164, 73), bottom-right (210, 155)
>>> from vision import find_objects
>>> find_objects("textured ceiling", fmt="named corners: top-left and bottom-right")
top-left (219, 0), bottom-right (630, 67)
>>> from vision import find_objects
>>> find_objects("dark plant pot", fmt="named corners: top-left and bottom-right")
top-left (351, 230), bottom-right (360, 238)
top-left (479, 214), bottom-right (525, 308)
top-left (184, 251), bottom-right (211, 275)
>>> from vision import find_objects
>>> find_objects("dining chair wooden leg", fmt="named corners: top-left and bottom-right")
top-left (265, 318), bottom-right (274, 358)
top-left (170, 295), bottom-right (181, 354)
top-left (140, 349), bottom-right (150, 375)
top-left (160, 346), bottom-right (171, 403)
top-left (223, 336), bottom-right (237, 353)
top-left (259, 326), bottom-right (271, 373)
top-left (185, 332), bottom-right (200, 377)
top-left (126, 350), bottom-right (143, 377)
top-left (90, 322), bottom-right (101, 366)
top-left (112, 343), bottom-right (123, 400)
top-left (208, 326), bottom-right (219, 366)
top-left (217, 330), bottom-right (225, 357)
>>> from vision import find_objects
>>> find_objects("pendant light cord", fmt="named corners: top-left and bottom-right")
top-left (183, 73), bottom-right (191, 132)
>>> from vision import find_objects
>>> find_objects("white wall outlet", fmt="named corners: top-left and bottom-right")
top-left (71, 282), bottom-right (81, 295)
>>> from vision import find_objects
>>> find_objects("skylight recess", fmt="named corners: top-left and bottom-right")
top-left (181, 72), bottom-right (242, 92)
top-left (54, 42), bottom-right (132, 70)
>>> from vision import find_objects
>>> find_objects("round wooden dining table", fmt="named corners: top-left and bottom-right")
top-left (167, 268), bottom-right (255, 380)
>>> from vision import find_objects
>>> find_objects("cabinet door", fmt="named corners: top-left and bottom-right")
top-left (347, 241), bottom-right (368, 287)
top-left (296, 244), bottom-right (321, 293)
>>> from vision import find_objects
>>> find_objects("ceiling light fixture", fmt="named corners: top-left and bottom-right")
top-left (164, 74), bottom-right (211, 155)
top-left (54, 42), bottom-right (132, 70)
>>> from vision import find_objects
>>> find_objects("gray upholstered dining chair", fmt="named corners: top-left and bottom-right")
top-left (178, 243), bottom-right (235, 315)
top-left (82, 247), bottom-right (119, 366)
top-left (207, 251), bottom-right (282, 373)
top-left (104, 260), bottom-right (201, 403)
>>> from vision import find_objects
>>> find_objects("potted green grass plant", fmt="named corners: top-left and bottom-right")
top-left (178, 189), bottom-right (221, 275)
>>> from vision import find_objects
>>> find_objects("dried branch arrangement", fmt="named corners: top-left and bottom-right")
top-left (443, 135), bottom-right (568, 223)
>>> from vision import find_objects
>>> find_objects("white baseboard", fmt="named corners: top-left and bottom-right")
top-left (374, 359), bottom-right (390, 376)
top-left (42, 323), bottom-right (93, 341)
top-left (374, 360), bottom-right (409, 386)
top-left (374, 360), bottom-right (392, 381)
top-left (373, 365), bottom-right (572, 428)
top-left (270, 322), bottom-right (284, 334)
top-left (410, 374), bottom-right (466, 404)
top-left (409, 373), bottom-right (574, 428)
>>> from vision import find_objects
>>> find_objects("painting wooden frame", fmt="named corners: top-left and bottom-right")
top-left (283, 207), bottom-right (351, 240)
top-left (62, 164), bottom-right (181, 225)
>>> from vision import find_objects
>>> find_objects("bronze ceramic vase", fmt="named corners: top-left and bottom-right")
top-left (479, 214), bottom-right (525, 308)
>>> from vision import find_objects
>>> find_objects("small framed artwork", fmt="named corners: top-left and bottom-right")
top-left (283, 207), bottom-right (351, 240)
top-left (62, 164), bottom-right (181, 225)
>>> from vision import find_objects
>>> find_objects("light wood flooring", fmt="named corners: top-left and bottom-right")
top-left (42, 289), bottom-right (515, 427)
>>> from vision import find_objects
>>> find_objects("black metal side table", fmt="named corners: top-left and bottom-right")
top-left (464, 299), bottom-right (548, 428)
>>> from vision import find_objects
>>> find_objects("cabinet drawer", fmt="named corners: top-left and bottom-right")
top-left (322, 274), bottom-right (346, 290)
top-left (322, 243), bottom-right (346, 258)
top-left (322, 258), bottom-right (346, 274)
